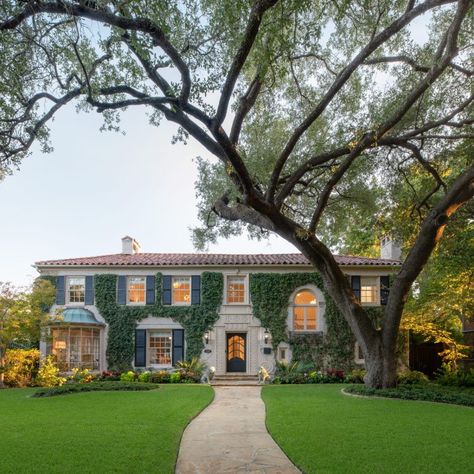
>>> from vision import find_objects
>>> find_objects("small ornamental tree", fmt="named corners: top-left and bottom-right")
top-left (0, 280), bottom-right (55, 387)
top-left (0, 1), bottom-right (473, 387)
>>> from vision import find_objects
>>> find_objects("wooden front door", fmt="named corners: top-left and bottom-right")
top-left (226, 333), bottom-right (246, 372)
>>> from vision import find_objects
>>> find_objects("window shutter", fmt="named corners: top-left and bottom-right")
top-left (117, 276), bottom-right (127, 305)
top-left (56, 276), bottom-right (65, 305)
top-left (191, 275), bottom-right (201, 305)
top-left (135, 329), bottom-right (146, 367)
top-left (172, 329), bottom-right (184, 365)
top-left (351, 275), bottom-right (361, 301)
top-left (146, 275), bottom-right (155, 305)
top-left (380, 276), bottom-right (390, 305)
top-left (162, 275), bottom-right (172, 305)
top-left (85, 276), bottom-right (94, 305)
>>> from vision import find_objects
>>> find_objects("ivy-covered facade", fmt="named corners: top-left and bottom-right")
top-left (36, 237), bottom-right (400, 374)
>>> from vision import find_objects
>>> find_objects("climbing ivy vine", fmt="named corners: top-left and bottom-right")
top-left (94, 272), bottom-right (223, 370)
top-left (42, 270), bottom-right (387, 371)
top-left (250, 272), bottom-right (360, 371)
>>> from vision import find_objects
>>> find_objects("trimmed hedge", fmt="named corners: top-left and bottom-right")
top-left (344, 383), bottom-right (474, 407)
top-left (32, 381), bottom-right (159, 398)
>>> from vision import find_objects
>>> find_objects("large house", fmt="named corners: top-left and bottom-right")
top-left (35, 236), bottom-right (401, 375)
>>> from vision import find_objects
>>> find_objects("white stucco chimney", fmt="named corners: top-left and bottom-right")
top-left (121, 236), bottom-right (141, 255)
top-left (380, 235), bottom-right (402, 260)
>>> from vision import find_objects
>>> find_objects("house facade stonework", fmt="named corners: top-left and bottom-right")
top-left (36, 237), bottom-right (401, 375)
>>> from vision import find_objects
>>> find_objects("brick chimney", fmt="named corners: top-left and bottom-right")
top-left (121, 236), bottom-right (141, 255)
top-left (380, 235), bottom-right (401, 260)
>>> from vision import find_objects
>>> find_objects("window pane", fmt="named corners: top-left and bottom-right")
top-left (128, 277), bottom-right (145, 303)
top-left (361, 282), bottom-right (377, 303)
top-left (68, 277), bottom-right (85, 303)
top-left (293, 307), bottom-right (305, 330)
top-left (149, 332), bottom-right (172, 364)
top-left (294, 291), bottom-right (316, 305)
top-left (172, 277), bottom-right (191, 304)
top-left (306, 307), bottom-right (317, 330)
top-left (227, 276), bottom-right (246, 303)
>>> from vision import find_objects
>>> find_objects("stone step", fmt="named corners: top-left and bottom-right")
top-left (211, 380), bottom-right (260, 386)
top-left (212, 375), bottom-right (258, 381)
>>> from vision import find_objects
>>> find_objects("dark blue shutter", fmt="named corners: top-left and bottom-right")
top-left (135, 329), bottom-right (146, 367)
top-left (117, 276), bottom-right (127, 305)
top-left (191, 275), bottom-right (201, 305)
top-left (351, 275), bottom-right (361, 302)
top-left (172, 329), bottom-right (184, 365)
top-left (162, 275), bottom-right (172, 305)
top-left (56, 276), bottom-right (65, 305)
top-left (85, 276), bottom-right (94, 305)
top-left (380, 276), bottom-right (390, 305)
top-left (146, 276), bottom-right (155, 305)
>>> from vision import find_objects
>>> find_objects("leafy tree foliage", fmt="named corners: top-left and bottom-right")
top-left (0, 1), bottom-right (472, 387)
top-left (0, 280), bottom-right (55, 386)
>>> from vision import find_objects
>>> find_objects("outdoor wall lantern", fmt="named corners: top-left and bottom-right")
top-left (264, 329), bottom-right (270, 345)
top-left (204, 330), bottom-right (210, 345)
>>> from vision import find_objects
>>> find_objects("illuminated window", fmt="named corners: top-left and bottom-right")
top-left (293, 290), bottom-right (317, 331)
top-left (172, 277), bottom-right (191, 305)
top-left (149, 331), bottom-right (172, 365)
top-left (227, 276), bottom-right (246, 304)
top-left (128, 277), bottom-right (146, 304)
top-left (68, 277), bottom-right (85, 303)
top-left (51, 327), bottom-right (100, 370)
top-left (361, 277), bottom-right (378, 304)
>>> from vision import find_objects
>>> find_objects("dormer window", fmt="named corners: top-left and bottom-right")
top-left (67, 277), bottom-right (85, 304)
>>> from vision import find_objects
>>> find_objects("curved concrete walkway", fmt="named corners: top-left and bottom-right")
top-left (176, 386), bottom-right (299, 473)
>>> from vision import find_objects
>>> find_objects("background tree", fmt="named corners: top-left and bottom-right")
top-left (0, 1), bottom-right (472, 387)
top-left (0, 280), bottom-right (56, 387)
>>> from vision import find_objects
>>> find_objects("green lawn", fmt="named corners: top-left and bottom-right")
top-left (262, 384), bottom-right (474, 474)
top-left (0, 385), bottom-right (213, 473)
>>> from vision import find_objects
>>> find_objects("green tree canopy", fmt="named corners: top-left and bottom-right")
top-left (0, 1), bottom-right (472, 387)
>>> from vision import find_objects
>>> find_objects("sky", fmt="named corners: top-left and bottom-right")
top-left (0, 102), bottom-right (295, 287)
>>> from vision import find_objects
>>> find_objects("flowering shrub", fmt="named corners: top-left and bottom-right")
top-left (3, 349), bottom-right (40, 387)
top-left (344, 369), bottom-right (366, 384)
top-left (138, 371), bottom-right (152, 383)
top-left (120, 371), bottom-right (137, 382)
top-left (36, 356), bottom-right (66, 387)
top-left (170, 371), bottom-right (182, 383)
top-left (150, 370), bottom-right (171, 383)
top-left (68, 368), bottom-right (96, 384)
top-left (98, 370), bottom-right (122, 381)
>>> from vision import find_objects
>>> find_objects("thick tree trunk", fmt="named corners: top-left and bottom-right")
top-left (363, 337), bottom-right (398, 388)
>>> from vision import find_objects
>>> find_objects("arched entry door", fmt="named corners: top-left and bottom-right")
top-left (226, 333), bottom-right (246, 372)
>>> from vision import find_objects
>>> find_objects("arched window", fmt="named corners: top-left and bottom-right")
top-left (293, 290), bottom-right (317, 331)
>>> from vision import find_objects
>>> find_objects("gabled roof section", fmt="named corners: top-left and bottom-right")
top-left (35, 253), bottom-right (401, 267)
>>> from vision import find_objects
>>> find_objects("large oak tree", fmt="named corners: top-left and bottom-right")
top-left (1, 0), bottom-right (473, 387)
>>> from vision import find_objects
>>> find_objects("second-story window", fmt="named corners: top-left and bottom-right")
top-left (361, 277), bottom-right (378, 304)
top-left (227, 276), bottom-right (246, 304)
top-left (68, 277), bottom-right (85, 303)
top-left (172, 277), bottom-right (191, 305)
top-left (128, 277), bottom-right (146, 304)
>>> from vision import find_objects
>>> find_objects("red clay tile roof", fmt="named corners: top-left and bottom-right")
top-left (35, 253), bottom-right (401, 267)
